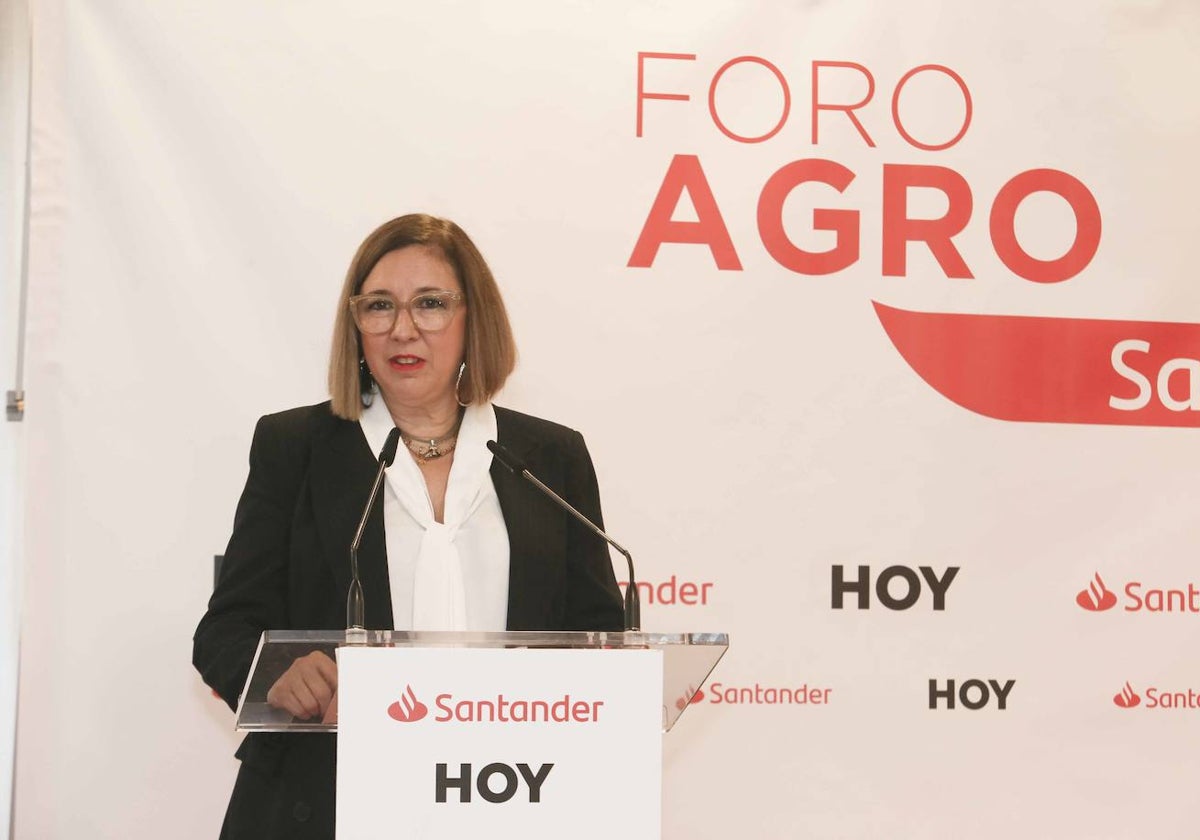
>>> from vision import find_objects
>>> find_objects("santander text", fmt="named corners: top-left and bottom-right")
top-left (1145, 689), bottom-right (1200, 709)
top-left (708, 682), bottom-right (831, 705)
top-left (1124, 581), bottom-right (1200, 613)
top-left (434, 694), bottom-right (603, 723)
top-left (619, 576), bottom-right (713, 605)
top-left (1110, 339), bottom-right (1200, 412)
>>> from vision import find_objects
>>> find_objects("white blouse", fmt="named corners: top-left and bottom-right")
top-left (359, 397), bottom-right (510, 631)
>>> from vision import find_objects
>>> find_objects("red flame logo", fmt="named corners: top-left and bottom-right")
top-left (386, 685), bottom-right (429, 722)
top-left (1076, 572), bottom-right (1117, 611)
top-left (1113, 682), bottom-right (1141, 708)
top-left (675, 685), bottom-right (706, 711)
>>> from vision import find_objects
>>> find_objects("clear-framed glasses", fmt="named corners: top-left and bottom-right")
top-left (349, 290), bottom-right (465, 334)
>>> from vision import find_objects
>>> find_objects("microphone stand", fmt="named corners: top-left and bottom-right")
top-left (347, 427), bottom-right (401, 642)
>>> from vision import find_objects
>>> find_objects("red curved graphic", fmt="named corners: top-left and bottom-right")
top-left (1076, 573), bottom-right (1118, 611)
top-left (1113, 682), bottom-right (1141, 709)
top-left (387, 685), bottom-right (429, 722)
top-left (872, 301), bottom-right (1200, 427)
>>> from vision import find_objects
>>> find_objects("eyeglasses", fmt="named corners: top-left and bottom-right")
top-left (349, 290), bottom-right (465, 334)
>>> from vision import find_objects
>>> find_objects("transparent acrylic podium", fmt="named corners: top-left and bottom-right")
top-left (235, 629), bottom-right (728, 733)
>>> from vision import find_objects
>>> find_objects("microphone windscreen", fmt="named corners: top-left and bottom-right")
top-left (380, 427), bottom-right (401, 467)
top-left (486, 440), bottom-right (528, 474)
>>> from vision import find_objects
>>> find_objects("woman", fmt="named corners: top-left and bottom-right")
top-left (193, 213), bottom-right (624, 839)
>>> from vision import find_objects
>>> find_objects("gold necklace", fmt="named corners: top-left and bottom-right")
top-left (403, 434), bottom-right (457, 461)
top-left (398, 414), bottom-right (463, 461)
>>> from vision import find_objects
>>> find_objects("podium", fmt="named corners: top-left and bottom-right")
top-left (236, 629), bottom-right (728, 733)
top-left (234, 630), bottom-right (728, 839)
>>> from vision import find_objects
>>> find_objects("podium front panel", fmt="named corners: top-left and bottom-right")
top-left (336, 646), bottom-right (663, 840)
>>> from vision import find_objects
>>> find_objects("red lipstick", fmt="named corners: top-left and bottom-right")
top-left (388, 354), bottom-right (425, 371)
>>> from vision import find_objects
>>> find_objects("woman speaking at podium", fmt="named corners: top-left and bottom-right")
top-left (193, 213), bottom-right (624, 838)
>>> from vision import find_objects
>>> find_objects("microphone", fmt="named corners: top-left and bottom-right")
top-left (347, 427), bottom-right (401, 633)
top-left (487, 439), bottom-right (641, 632)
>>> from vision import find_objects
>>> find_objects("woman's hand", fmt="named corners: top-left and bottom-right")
top-left (266, 651), bottom-right (338, 720)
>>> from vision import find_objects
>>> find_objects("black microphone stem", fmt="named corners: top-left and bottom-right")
top-left (346, 469), bottom-right (386, 631)
top-left (347, 428), bottom-right (401, 634)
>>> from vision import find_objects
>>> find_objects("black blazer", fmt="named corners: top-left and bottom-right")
top-left (193, 402), bottom-right (623, 839)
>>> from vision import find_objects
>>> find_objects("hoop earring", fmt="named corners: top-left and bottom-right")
top-left (454, 362), bottom-right (469, 407)
top-left (359, 357), bottom-right (376, 407)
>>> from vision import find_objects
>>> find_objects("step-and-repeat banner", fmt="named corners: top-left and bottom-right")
top-left (15, 1), bottom-right (1199, 837)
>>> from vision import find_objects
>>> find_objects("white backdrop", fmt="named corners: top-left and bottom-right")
top-left (13, 1), bottom-right (1200, 838)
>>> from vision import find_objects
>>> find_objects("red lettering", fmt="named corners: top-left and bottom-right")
top-left (1145, 689), bottom-right (1200, 709)
top-left (636, 52), bottom-right (697, 137)
top-left (707, 56), bottom-right (791, 144)
top-left (657, 577), bottom-right (678, 604)
top-left (758, 159), bottom-right (859, 275)
top-left (989, 168), bottom-right (1101, 283)
top-left (628, 155), bottom-right (742, 270)
top-left (1124, 582), bottom-right (1143, 611)
top-left (890, 64), bottom-right (972, 151)
top-left (811, 61), bottom-right (876, 147)
top-left (618, 578), bottom-right (713, 605)
top-left (882, 164), bottom-right (974, 278)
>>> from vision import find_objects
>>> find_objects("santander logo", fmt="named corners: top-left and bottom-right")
top-left (1076, 573), bottom-right (1118, 611)
top-left (1075, 571), bottom-right (1200, 613)
top-left (1113, 682), bottom-right (1141, 709)
top-left (674, 681), bottom-right (833, 708)
top-left (387, 685), bottom-right (429, 722)
top-left (675, 686), bottom-right (705, 711)
top-left (386, 687), bottom-right (605, 724)
top-left (1108, 680), bottom-right (1199, 710)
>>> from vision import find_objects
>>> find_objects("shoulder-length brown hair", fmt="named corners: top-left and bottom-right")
top-left (328, 214), bottom-right (517, 419)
